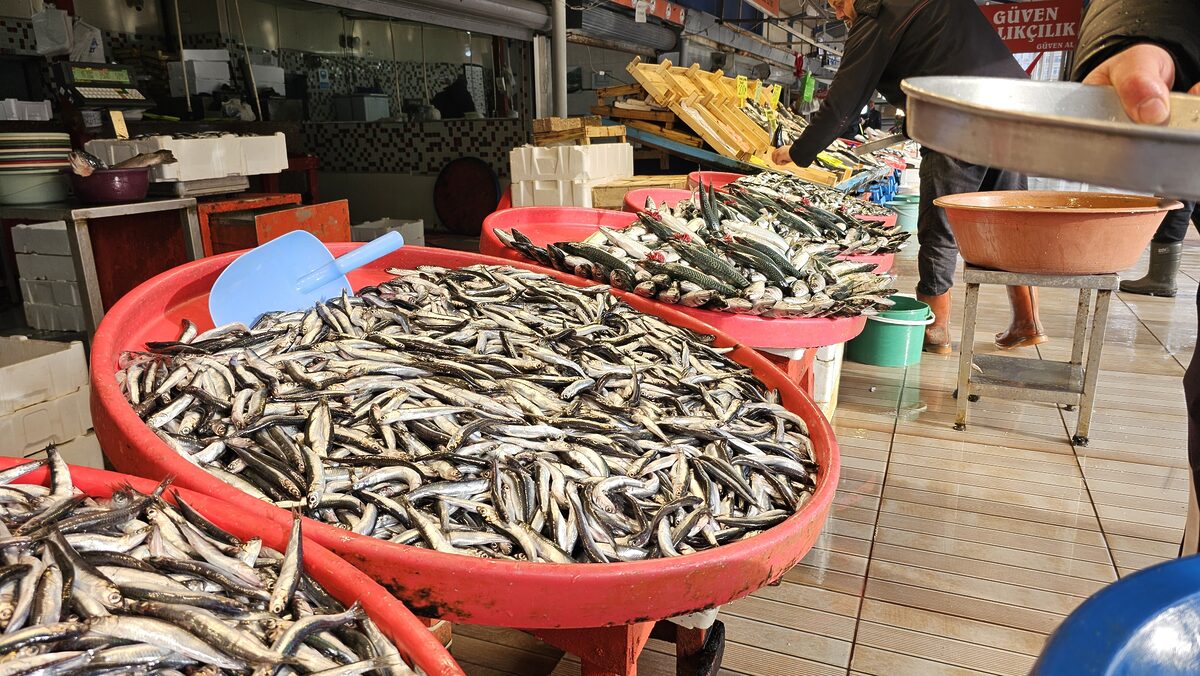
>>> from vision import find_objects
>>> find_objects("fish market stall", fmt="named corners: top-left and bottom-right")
top-left (89, 245), bottom-right (839, 676)
top-left (0, 453), bottom-right (463, 675)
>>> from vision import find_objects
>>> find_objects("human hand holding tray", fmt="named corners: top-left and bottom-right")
top-left (901, 76), bottom-right (1200, 200)
top-left (208, 229), bottom-right (405, 326)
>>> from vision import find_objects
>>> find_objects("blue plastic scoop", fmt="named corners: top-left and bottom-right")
top-left (208, 230), bottom-right (405, 327)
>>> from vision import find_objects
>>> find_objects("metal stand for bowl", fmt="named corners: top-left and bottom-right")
top-left (954, 265), bottom-right (1119, 446)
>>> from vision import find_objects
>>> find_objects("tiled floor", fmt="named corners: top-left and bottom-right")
top-left (451, 233), bottom-right (1196, 675)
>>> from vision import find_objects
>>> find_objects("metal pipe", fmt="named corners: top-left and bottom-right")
top-left (552, 0), bottom-right (567, 117)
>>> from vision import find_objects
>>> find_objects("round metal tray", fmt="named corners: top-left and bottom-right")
top-left (901, 76), bottom-right (1200, 200)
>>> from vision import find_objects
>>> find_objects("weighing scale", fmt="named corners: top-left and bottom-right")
top-left (55, 62), bottom-right (148, 109)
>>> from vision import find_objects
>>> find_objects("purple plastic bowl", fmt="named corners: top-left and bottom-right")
top-left (69, 167), bottom-right (150, 204)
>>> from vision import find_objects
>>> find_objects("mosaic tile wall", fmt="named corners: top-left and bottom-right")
top-left (0, 16), bottom-right (34, 55)
top-left (277, 50), bottom-right (494, 122)
top-left (301, 117), bottom-right (526, 179)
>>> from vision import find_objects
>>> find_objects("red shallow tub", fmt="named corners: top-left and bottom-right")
top-left (479, 206), bottom-right (637, 262)
top-left (91, 245), bottom-right (840, 630)
top-left (623, 188), bottom-right (693, 213)
top-left (481, 207), bottom-right (871, 348)
top-left (687, 171), bottom-right (746, 190)
top-left (0, 456), bottom-right (464, 676)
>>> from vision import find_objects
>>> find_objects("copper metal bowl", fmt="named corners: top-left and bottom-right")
top-left (934, 191), bottom-right (1183, 275)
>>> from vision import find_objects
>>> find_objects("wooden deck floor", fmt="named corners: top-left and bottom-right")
top-left (449, 233), bottom-right (1195, 675)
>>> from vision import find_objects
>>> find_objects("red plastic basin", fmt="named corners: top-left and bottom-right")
top-left (623, 188), bottom-right (693, 213)
top-left (480, 208), bottom-right (871, 348)
top-left (479, 206), bottom-right (636, 262)
top-left (91, 245), bottom-right (840, 630)
top-left (687, 171), bottom-right (745, 190)
top-left (0, 456), bottom-right (463, 676)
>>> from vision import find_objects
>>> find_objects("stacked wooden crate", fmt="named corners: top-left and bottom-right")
top-left (624, 57), bottom-right (858, 186)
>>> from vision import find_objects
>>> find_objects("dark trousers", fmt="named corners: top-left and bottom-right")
top-left (1153, 201), bottom-right (1199, 243)
top-left (916, 149), bottom-right (1027, 296)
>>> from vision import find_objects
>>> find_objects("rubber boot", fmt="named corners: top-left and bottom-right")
top-left (917, 291), bottom-right (953, 355)
top-left (1120, 241), bottom-right (1182, 297)
top-left (995, 285), bottom-right (1048, 350)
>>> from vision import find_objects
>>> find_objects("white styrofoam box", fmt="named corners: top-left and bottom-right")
top-left (181, 49), bottom-right (230, 62)
top-left (250, 64), bottom-right (286, 92)
top-left (0, 384), bottom-right (91, 454)
top-left (352, 218), bottom-right (425, 247)
top-left (512, 178), bottom-right (609, 208)
top-left (19, 278), bottom-right (80, 306)
top-left (23, 302), bottom-right (86, 332)
top-left (0, 335), bottom-right (87, 415)
top-left (85, 134), bottom-right (288, 183)
top-left (509, 143), bottom-right (633, 183)
top-left (12, 221), bottom-right (69, 255)
top-left (168, 60), bottom-right (231, 81)
top-left (56, 432), bottom-right (103, 469)
top-left (239, 134), bottom-right (290, 177)
top-left (16, 252), bottom-right (75, 281)
top-left (0, 98), bottom-right (52, 121)
top-left (169, 76), bottom-right (230, 97)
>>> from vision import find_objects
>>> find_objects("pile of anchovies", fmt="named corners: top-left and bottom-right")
top-left (117, 265), bottom-right (819, 564)
top-left (0, 450), bottom-right (417, 675)
top-left (735, 173), bottom-right (898, 220)
top-left (496, 181), bottom-right (899, 318)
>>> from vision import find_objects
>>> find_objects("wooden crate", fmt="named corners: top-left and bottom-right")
top-left (627, 57), bottom-right (759, 161)
top-left (532, 116), bottom-right (601, 133)
top-left (532, 124), bottom-right (627, 146)
top-left (591, 104), bottom-right (676, 124)
top-left (590, 175), bottom-right (689, 210)
top-left (623, 120), bottom-right (704, 148)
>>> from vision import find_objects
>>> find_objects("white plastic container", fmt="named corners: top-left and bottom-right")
top-left (512, 178), bottom-right (610, 208)
top-left (19, 278), bottom-right (81, 306)
top-left (12, 221), bottom-right (70, 255)
top-left (16, 252), bottom-right (76, 281)
top-left (509, 143), bottom-right (633, 183)
top-left (0, 336), bottom-right (88, 415)
top-left (351, 218), bottom-right (424, 246)
top-left (85, 133), bottom-right (288, 183)
top-left (0, 99), bottom-right (52, 121)
top-left (23, 302), bottom-right (86, 332)
top-left (0, 384), bottom-right (91, 454)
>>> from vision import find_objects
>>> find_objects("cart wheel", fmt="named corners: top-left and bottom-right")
top-left (1072, 435), bottom-right (1089, 447)
top-left (678, 620), bottom-right (725, 676)
top-left (954, 422), bottom-right (966, 431)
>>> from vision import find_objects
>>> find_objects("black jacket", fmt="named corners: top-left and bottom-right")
top-left (788, 0), bottom-right (1026, 166)
top-left (1071, 0), bottom-right (1200, 90)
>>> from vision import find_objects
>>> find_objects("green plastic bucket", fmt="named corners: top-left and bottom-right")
top-left (845, 295), bottom-right (933, 367)
top-left (886, 196), bottom-right (919, 233)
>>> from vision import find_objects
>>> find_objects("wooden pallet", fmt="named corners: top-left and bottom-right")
top-left (590, 174), bottom-right (689, 209)
top-left (532, 124), bottom-right (627, 146)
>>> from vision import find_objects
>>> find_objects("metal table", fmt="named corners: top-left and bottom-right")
top-left (0, 197), bottom-right (201, 337)
top-left (955, 264), bottom-right (1119, 446)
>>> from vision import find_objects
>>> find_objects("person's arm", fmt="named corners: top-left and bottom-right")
top-left (785, 17), bottom-right (892, 166)
top-left (1072, 0), bottom-right (1200, 124)
top-left (1073, 0), bottom-right (1200, 87)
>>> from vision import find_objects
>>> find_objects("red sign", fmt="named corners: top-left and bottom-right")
top-left (978, 0), bottom-right (1082, 54)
